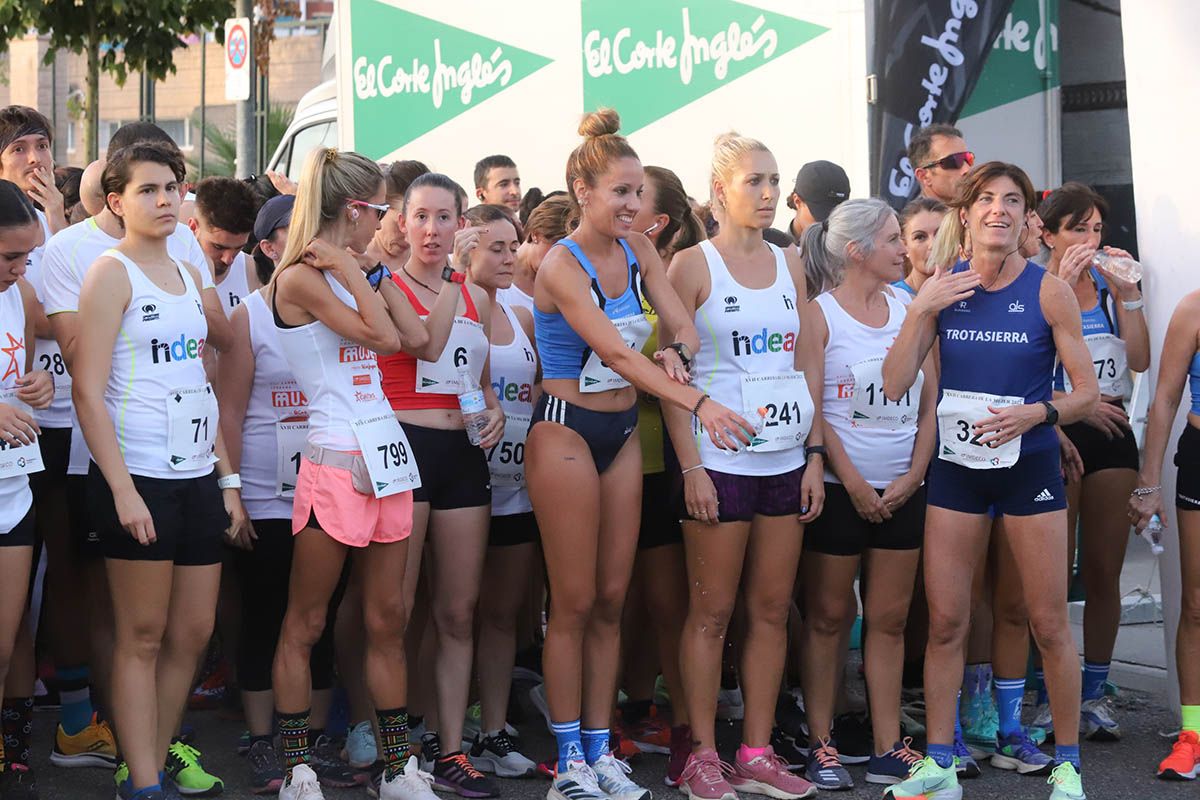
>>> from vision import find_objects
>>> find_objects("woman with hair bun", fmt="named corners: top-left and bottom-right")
top-left (664, 132), bottom-right (823, 800)
top-left (531, 109), bottom-right (752, 800)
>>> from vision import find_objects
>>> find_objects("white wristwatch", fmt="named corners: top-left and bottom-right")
top-left (1122, 298), bottom-right (1144, 312)
top-left (217, 473), bottom-right (242, 490)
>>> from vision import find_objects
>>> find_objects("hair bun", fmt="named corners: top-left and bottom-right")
top-left (578, 108), bottom-right (621, 139)
top-left (713, 131), bottom-right (742, 148)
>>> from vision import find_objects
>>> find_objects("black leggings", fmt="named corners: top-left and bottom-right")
top-left (234, 518), bottom-right (343, 692)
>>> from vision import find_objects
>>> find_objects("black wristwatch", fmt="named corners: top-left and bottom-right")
top-left (805, 445), bottom-right (827, 460)
top-left (366, 262), bottom-right (391, 291)
top-left (665, 341), bottom-right (693, 368)
top-left (1041, 401), bottom-right (1059, 426)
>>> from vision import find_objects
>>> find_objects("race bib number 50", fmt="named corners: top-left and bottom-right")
top-left (936, 388), bottom-right (1023, 470)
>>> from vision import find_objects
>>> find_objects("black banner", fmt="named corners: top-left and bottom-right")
top-left (873, 0), bottom-right (1015, 208)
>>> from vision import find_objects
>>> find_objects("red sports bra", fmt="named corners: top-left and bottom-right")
top-left (378, 274), bottom-right (479, 411)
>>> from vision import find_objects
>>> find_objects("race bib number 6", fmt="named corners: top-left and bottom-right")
top-left (936, 388), bottom-right (1024, 470)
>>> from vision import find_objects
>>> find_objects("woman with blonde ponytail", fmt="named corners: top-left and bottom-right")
top-left (530, 110), bottom-right (751, 800)
top-left (268, 147), bottom-right (434, 800)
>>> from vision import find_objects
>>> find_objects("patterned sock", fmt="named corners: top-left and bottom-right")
top-left (1183, 705), bottom-right (1200, 733)
top-left (995, 677), bottom-right (1026, 738)
top-left (1081, 661), bottom-right (1110, 701)
top-left (1, 697), bottom-right (33, 767)
top-left (1055, 743), bottom-right (1081, 771)
top-left (963, 663), bottom-right (992, 699)
top-left (377, 707), bottom-right (410, 780)
top-left (277, 710), bottom-right (311, 772)
top-left (581, 727), bottom-right (609, 765)
top-left (57, 665), bottom-right (95, 736)
top-left (1034, 669), bottom-right (1049, 706)
top-left (550, 719), bottom-right (583, 772)
top-left (928, 742), bottom-right (954, 769)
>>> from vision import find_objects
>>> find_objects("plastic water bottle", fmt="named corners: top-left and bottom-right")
top-left (1092, 251), bottom-right (1143, 283)
top-left (731, 406), bottom-right (767, 451)
top-left (457, 365), bottom-right (488, 446)
top-left (1141, 514), bottom-right (1165, 556)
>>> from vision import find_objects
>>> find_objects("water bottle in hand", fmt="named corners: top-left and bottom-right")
top-left (1092, 251), bottom-right (1143, 284)
top-left (457, 364), bottom-right (488, 446)
top-left (1141, 513), bottom-right (1165, 556)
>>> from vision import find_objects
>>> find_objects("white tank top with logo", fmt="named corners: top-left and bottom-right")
top-left (275, 271), bottom-right (395, 452)
top-left (243, 289), bottom-right (308, 520)
top-left (488, 301), bottom-right (537, 516)
top-left (105, 249), bottom-right (215, 480)
top-left (0, 284), bottom-right (33, 533)
top-left (216, 252), bottom-right (253, 318)
top-left (25, 210), bottom-right (71, 428)
top-left (692, 240), bottom-right (807, 477)
top-left (815, 291), bottom-right (921, 489)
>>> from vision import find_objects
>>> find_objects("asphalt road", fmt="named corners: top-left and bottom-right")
top-left (25, 683), bottom-right (1197, 800)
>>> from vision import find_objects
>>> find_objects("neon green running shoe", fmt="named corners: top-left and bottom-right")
top-left (1047, 762), bottom-right (1086, 799)
top-left (113, 761), bottom-right (129, 788)
top-left (882, 756), bottom-right (962, 800)
top-left (165, 742), bottom-right (224, 796)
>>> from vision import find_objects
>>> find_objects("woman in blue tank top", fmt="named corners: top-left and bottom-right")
top-left (1130, 290), bottom-right (1200, 779)
top-left (881, 162), bottom-right (1098, 800)
top-left (1030, 183), bottom-right (1150, 742)
top-left (528, 109), bottom-right (751, 800)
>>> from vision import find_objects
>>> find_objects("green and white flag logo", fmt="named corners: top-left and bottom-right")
top-left (350, 0), bottom-right (552, 159)
top-left (581, 0), bottom-right (829, 134)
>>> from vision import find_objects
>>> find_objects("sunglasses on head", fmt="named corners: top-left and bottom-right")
top-left (348, 200), bottom-right (389, 221)
top-left (920, 151), bottom-right (975, 171)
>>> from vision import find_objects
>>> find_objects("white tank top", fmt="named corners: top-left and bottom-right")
top-left (0, 284), bottom-right (33, 533)
top-left (275, 271), bottom-right (394, 452)
top-left (104, 249), bottom-right (214, 479)
top-left (691, 240), bottom-right (806, 476)
top-left (242, 290), bottom-right (308, 520)
top-left (815, 291), bottom-right (919, 488)
top-left (496, 284), bottom-right (534, 314)
top-left (488, 301), bottom-right (537, 516)
top-left (26, 210), bottom-right (71, 428)
top-left (216, 252), bottom-right (253, 318)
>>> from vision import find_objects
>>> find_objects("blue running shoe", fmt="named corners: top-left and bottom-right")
top-left (952, 735), bottom-right (980, 779)
top-left (991, 731), bottom-right (1053, 775)
top-left (866, 739), bottom-right (924, 786)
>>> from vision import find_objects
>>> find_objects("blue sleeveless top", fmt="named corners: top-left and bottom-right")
top-left (891, 279), bottom-right (917, 297)
top-left (1053, 268), bottom-right (1119, 391)
top-left (937, 260), bottom-right (1057, 454)
top-left (1190, 352), bottom-right (1200, 416)
top-left (535, 238), bottom-right (644, 380)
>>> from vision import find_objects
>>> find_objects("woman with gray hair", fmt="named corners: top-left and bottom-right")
top-left (799, 199), bottom-right (939, 790)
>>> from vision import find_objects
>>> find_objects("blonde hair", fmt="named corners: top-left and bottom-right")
top-left (710, 131), bottom-right (770, 207)
top-left (565, 108), bottom-right (639, 212)
top-left (927, 211), bottom-right (965, 272)
top-left (272, 147), bottom-right (383, 283)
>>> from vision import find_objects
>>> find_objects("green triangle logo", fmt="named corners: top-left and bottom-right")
top-left (584, 376), bottom-right (600, 386)
top-left (580, 0), bottom-right (829, 134)
top-left (421, 377), bottom-right (439, 388)
top-left (348, 0), bottom-right (552, 159)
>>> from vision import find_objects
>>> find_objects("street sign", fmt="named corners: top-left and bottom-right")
top-left (225, 17), bottom-right (251, 101)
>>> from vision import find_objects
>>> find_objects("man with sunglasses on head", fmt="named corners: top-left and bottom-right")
top-left (908, 124), bottom-right (975, 203)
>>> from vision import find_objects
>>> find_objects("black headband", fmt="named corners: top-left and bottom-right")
top-left (0, 122), bottom-right (50, 157)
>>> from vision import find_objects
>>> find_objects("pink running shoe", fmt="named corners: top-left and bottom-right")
top-left (729, 746), bottom-right (816, 800)
top-left (680, 748), bottom-right (738, 800)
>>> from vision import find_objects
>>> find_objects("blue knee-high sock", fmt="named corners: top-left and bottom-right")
top-left (995, 678), bottom-right (1026, 739)
top-left (550, 720), bottom-right (583, 772)
top-left (581, 728), bottom-right (609, 765)
top-left (1055, 743), bottom-right (1081, 771)
top-left (1082, 661), bottom-right (1110, 702)
top-left (57, 666), bottom-right (95, 736)
top-left (1034, 669), bottom-right (1048, 706)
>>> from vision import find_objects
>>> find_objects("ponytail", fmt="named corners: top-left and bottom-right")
top-left (800, 198), bottom-right (896, 299)
top-left (927, 211), bottom-right (965, 272)
top-left (644, 166), bottom-right (705, 258)
top-left (800, 222), bottom-right (836, 300)
top-left (272, 147), bottom-right (382, 283)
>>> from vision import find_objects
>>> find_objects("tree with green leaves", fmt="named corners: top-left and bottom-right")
top-left (0, 0), bottom-right (234, 160)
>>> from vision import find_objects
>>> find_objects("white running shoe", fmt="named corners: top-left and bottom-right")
top-left (469, 731), bottom-right (537, 778)
top-left (279, 764), bottom-right (325, 800)
top-left (379, 756), bottom-right (439, 800)
top-left (548, 760), bottom-right (607, 800)
top-left (1080, 696), bottom-right (1120, 741)
top-left (592, 753), bottom-right (651, 800)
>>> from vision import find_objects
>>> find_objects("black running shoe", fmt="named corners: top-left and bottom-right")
top-left (0, 764), bottom-right (38, 800)
top-left (775, 693), bottom-right (808, 744)
top-left (433, 751), bottom-right (498, 798)
top-left (311, 733), bottom-right (363, 787)
top-left (245, 740), bottom-right (284, 795)
top-left (769, 727), bottom-right (808, 770)
top-left (831, 712), bottom-right (872, 765)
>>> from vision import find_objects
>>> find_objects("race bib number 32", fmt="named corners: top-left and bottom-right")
top-left (936, 388), bottom-right (1023, 470)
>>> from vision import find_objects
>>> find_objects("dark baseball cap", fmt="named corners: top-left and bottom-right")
top-left (791, 160), bottom-right (850, 221)
top-left (253, 194), bottom-right (295, 244)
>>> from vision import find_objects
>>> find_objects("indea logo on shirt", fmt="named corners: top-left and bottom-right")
top-left (150, 334), bottom-right (205, 364)
top-left (731, 328), bottom-right (796, 357)
top-left (492, 376), bottom-right (533, 403)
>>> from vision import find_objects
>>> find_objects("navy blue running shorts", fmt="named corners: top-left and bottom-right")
top-left (927, 446), bottom-right (1066, 517)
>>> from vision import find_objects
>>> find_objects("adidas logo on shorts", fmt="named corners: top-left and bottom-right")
top-left (1034, 488), bottom-right (1055, 502)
